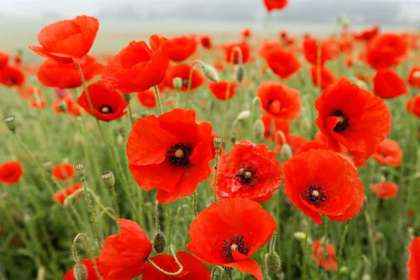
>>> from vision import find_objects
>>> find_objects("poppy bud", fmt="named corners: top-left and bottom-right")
top-left (3, 115), bottom-right (16, 133)
top-left (236, 110), bottom-right (250, 121)
top-left (265, 251), bottom-right (282, 274)
top-left (339, 266), bottom-right (349, 274)
top-left (293, 232), bottom-right (307, 241)
top-left (235, 66), bottom-right (245, 83)
top-left (362, 274), bottom-right (371, 280)
top-left (75, 164), bottom-right (86, 182)
top-left (197, 61), bottom-right (220, 82)
top-left (280, 144), bottom-right (293, 160)
top-left (101, 171), bottom-right (115, 188)
top-left (124, 94), bottom-right (132, 102)
top-left (73, 262), bottom-right (88, 280)
top-left (172, 77), bottom-right (183, 89)
top-left (43, 161), bottom-right (53, 172)
top-left (253, 119), bottom-right (265, 139)
top-left (153, 231), bottom-right (166, 253)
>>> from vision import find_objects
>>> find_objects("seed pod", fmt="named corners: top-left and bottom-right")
top-left (172, 77), bottom-right (183, 89)
top-left (3, 115), bottom-right (16, 133)
top-left (101, 171), bottom-right (116, 188)
top-left (198, 62), bottom-right (220, 82)
top-left (265, 251), bottom-right (282, 274)
top-left (73, 262), bottom-right (87, 280)
top-left (153, 231), bottom-right (166, 253)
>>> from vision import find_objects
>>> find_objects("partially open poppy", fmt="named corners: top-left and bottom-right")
top-left (142, 251), bottom-right (211, 280)
top-left (127, 109), bottom-right (215, 203)
top-left (407, 95), bottom-right (420, 118)
top-left (137, 89), bottom-right (157, 109)
top-left (366, 33), bottom-right (408, 70)
top-left (51, 163), bottom-right (76, 181)
top-left (261, 114), bottom-right (290, 142)
top-left (353, 26), bottom-right (380, 42)
top-left (263, 0), bottom-right (288, 12)
top-left (303, 36), bottom-right (336, 65)
top-left (373, 68), bottom-right (408, 99)
top-left (166, 64), bottom-right (204, 91)
top-left (64, 258), bottom-right (100, 280)
top-left (52, 94), bottom-right (81, 117)
top-left (257, 81), bottom-right (301, 120)
top-left (98, 219), bottom-right (152, 280)
top-left (408, 67), bottom-right (420, 88)
top-left (200, 35), bottom-right (212, 49)
top-left (0, 161), bottom-right (24, 185)
top-left (102, 35), bottom-right (169, 94)
top-left (372, 139), bottom-right (402, 167)
top-left (77, 81), bottom-right (128, 122)
top-left (0, 65), bottom-right (25, 87)
top-left (167, 36), bottom-right (197, 62)
top-left (53, 183), bottom-right (82, 204)
top-left (370, 181), bottom-right (399, 200)
top-left (284, 149), bottom-right (364, 224)
top-left (30, 15), bottom-right (99, 62)
top-left (208, 81), bottom-right (236, 101)
top-left (186, 198), bottom-right (276, 280)
top-left (241, 28), bottom-right (252, 39)
top-left (265, 48), bottom-right (300, 79)
top-left (0, 52), bottom-right (8, 68)
top-left (223, 42), bottom-right (251, 65)
top-left (37, 56), bottom-right (102, 89)
top-left (310, 66), bottom-right (336, 90)
top-left (408, 237), bottom-right (420, 280)
top-left (216, 141), bottom-right (282, 202)
top-left (315, 78), bottom-right (391, 166)
top-left (312, 240), bottom-right (338, 271)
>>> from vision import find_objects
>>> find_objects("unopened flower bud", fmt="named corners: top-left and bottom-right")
top-left (235, 66), bottom-right (245, 83)
top-left (198, 62), bottom-right (220, 82)
top-left (172, 77), bottom-right (183, 89)
top-left (293, 232), bottom-right (307, 241)
top-left (75, 164), bottom-right (86, 182)
top-left (3, 115), bottom-right (16, 133)
top-left (236, 110), bottom-right (250, 121)
top-left (153, 231), bottom-right (166, 253)
top-left (339, 266), bottom-right (349, 274)
top-left (361, 274), bottom-right (371, 280)
top-left (101, 171), bottom-right (115, 188)
top-left (265, 251), bottom-right (282, 274)
top-left (73, 262), bottom-right (88, 280)
top-left (253, 120), bottom-right (265, 139)
top-left (280, 144), bottom-right (293, 160)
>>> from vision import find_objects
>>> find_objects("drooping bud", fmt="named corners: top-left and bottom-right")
top-left (265, 251), bottom-right (282, 274)
top-left (236, 110), bottom-right (250, 121)
top-left (101, 171), bottom-right (116, 188)
top-left (280, 144), bottom-right (293, 160)
top-left (153, 231), bottom-right (167, 253)
top-left (73, 262), bottom-right (88, 280)
top-left (293, 232), bottom-right (307, 241)
top-left (3, 115), bottom-right (16, 133)
top-left (253, 119), bottom-right (265, 140)
top-left (235, 66), bottom-right (245, 83)
top-left (172, 77), bottom-right (183, 89)
top-left (197, 61), bottom-right (220, 82)
top-left (361, 274), bottom-right (371, 280)
top-left (339, 266), bottom-right (349, 274)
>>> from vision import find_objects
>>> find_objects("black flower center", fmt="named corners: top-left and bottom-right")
top-left (222, 235), bottom-right (249, 262)
top-left (166, 143), bottom-right (193, 167)
top-left (236, 167), bottom-right (256, 186)
top-left (330, 110), bottom-right (350, 132)
top-left (99, 105), bottom-right (113, 114)
top-left (302, 184), bottom-right (327, 206)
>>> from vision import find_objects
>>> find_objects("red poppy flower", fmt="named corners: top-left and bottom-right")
top-left (53, 183), bottom-right (82, 204)
top-left (353, 26), bottom-right (380, 42)
top-left (208, 81), bottom-right (236, 100)
top-left (310, 66), bottom-right (336, 90)
top-left (241, 28), bottom-right (252, 39)
top-left (373, 68), bottom-right (407, 99)
top-left (127, 109), bottom-right (215, 203)
top-left (0, 52), bottom-right (9, 68)
top-left (265, 48), bottom-right (300, 79)
top-left (51, 163), bottom-right (76, 181)
top-left (408, 67), bottom-right (420, 88)
top-left (223, 42), bottom-right (251, 64)
top-left (142, 251), bottom-right (211, 280)
top-left (315, 78), bottom-right (391, 166)
top-left (303, 36), bottom-right (336, 65)
top-left (167, 36), bottom-right (197, 62)
top-left (408, 237), bottom-right (420, 280)
top-left (30, 15), bottom-right (99, 62)
top-left (77, 81), bottom-right (128, 121)
top-left (37, 56), bottom-right (102, 89)
top-left (312, 240), bottom-right (337, 271)
top-left (200, 35), bottom-right (212, 49)
top-left (372, 139), bottom-right (402, 167)
top-left (407, 95), bottom-right (420, 118)
top-left (257, 81), bottom-right (301, 120)
top-left (52, 94), bottom-right (81, 117)
top-left (64, 258), bottom-right (100, 280)
top-left (186, 198), bottom-right (276, 280)
top-left (166, 64), bottom-right (204, 91)
top-left (366, 33), bottom-right (408, 69)
top-left (261, 114), bottom-right (289, 142)
top-left (216, 141), bottom-right (282, 202)
top-left (137, 89), bottom-right (157, 109)
top-left (284, 149), bottom-right (364, 224)
top-left (98, 219), bottom-right (152, 280)
top-left (0, 65), bottom-right (25, 87)
top-left (0, 161), bottom-right (24, 185)
top-left (102, 35), bottom-right (169, 94)
top-left (370, 181), bottom-right (399, 200)
top-left (263, 0), bottom-right (288, 12)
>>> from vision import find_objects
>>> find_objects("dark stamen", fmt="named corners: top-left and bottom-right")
top-left (236, 167), bottom-right (256, 186)
top-left (302, 184), bottom-right (327, 206)
top-left (330, 110), bottom-right (350, 132)
top-left (166, 143), bottom-right (193, 167)
top-left (222, 235), bottom-right (249, 262)
top-left (100, 105), bottom-right (113, 114)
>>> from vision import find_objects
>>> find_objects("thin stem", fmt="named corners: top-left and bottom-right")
top-left (148, 246), bottom-right (184, 276)
top-left (153, 86), bottom-right (163, 115)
